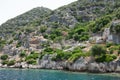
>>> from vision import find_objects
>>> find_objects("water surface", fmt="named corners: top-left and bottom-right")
top-left (0, 69), bottom-right (120, 80)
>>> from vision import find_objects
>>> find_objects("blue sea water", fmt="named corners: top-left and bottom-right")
top-left (0, 69), bottom-right (120, 80)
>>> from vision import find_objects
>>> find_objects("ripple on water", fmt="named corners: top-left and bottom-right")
top-left (0, 69), bottom-right (120, 80)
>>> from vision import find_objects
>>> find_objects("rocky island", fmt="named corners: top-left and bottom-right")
top-left (0, 0), bottom-right (120, 73)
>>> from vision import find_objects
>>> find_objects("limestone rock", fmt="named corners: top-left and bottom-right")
top-left (88, 62), bottom-right (100, 73)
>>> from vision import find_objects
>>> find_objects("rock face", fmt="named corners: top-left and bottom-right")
top-left (105, 21), bottom-right (120, 44)
top-left (0, 54), bottom-right (120, 73)
top-left (68, 57), bottom-right (88, 71)
top-left (92, 20), bottom-right (120, 44)
top-left (37, 55), bottom-right (120, 73)
top-left (3, 45), bottom-right (20, 56)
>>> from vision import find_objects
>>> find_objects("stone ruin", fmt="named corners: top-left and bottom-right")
top-left (103, 20), bottom-right (120, 44)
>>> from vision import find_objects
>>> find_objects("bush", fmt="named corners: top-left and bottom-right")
top-left (106, 42), bottom-right (113, 48)
top-left (95, 54), bottom-right (117, 62)
top-left (118, 50), bottom-right (120, 54)
top-left (92, 15), bottom-right (112, 33)
top-left (95, 55), bottom-right (106, 62)
top-left (44, 48), bottom-right (54, 53)
top-left (25, 52), bottom-right (38, 64)
top-left (25, 53), bottom-right (39, 61)
top-left (65, 47), bottom-right (88, 62)
top-left (25, 51), bottom-right (39, 61)
top-left (109, 49), bottom-right (114, 54)
top-left (0, 54), bottom-right (8, 60)
top-left (26, 59), bottom-right (36, 65)
top-left (7, 60), bottom-right (15, 66)
top-left (73, 33), bottom-right (80, 41)
top-left (114, 24), bottom-right (120, 33)
top-left (91, 45), bottom-right (106, 56)
top-left (19, 51), bottom-right (26, 57)
top-left (68, 52), bottom-right (85, 62)
top-left (16, 41), bottom-right (22, 48)
top-left (39, 26), bottom-right (47, 33)
top-left (116, 11), bottom-right (120, 19)
top-left (25, 27), bottom-right (34, 33)
top-left (62, 52), bottom-right (72, 60)
top-left (52, 51), bottom-right (72, 61)
top-left (50, 48), bottom-right (70, 61)
top-left (1, 60), bottom-right (8, 65)
top-left (105, 54), bottom-right (117, 62)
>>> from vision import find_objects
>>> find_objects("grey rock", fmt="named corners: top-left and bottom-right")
top-left (88, 63), bottom-right (100, 73)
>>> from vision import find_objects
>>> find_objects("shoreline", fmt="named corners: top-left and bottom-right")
top-left (1, 67), bottom-right (120, 77)
top-left (0, 57), bottom-right (120, 73)
top-left (0, 63), bottom-right (120, 74)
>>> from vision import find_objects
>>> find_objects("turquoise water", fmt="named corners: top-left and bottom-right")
top-left (0, 69), bottom-right (120, 80)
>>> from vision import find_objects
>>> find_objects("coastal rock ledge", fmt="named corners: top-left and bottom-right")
top-left (1, 57), bottom-right (120, 73)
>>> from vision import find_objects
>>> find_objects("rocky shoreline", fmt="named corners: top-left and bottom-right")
top-left (0, 57), bottom-right (120, 73)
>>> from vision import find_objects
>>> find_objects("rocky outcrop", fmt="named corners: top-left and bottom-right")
top-left (3, 45), bottom-right (20, 56)
top-left (37, 55), bottom-right (120, 73)
top-left (0, 56), bottom-right (120, 73)
top-left (67, 57), bottom-right (88, 71)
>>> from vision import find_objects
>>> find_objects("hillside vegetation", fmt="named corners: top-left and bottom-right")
top-left (0, 0), bottom-right (120, 67)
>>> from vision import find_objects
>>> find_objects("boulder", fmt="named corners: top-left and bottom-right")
top-left (14, 63), bottom-right (22, 68)
top-left (88, 63), bottom-right (100, 73)
top-left (21, 62), bottom-right (28, 68)
top-left (68, 57), bottom-right (88, 71)
top-left (115, 61), bottom-right (120, 72)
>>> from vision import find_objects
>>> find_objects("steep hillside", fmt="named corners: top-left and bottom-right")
top-left (42, 0), bottom-right (119, 28)
top-left (0, 0), bottom-right (120, 71)
top-left (1, 0), bottom-right (120, 38)
top-left (0, 7), bottom-right (52, 37)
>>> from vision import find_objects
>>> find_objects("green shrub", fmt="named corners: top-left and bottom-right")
top-left (26, 59), bottom-right (36, 65)
top-left (116, 11), bottom-right (120, 19)
top-left (114, 24), bottom-right (120, 33)
top-left (109, 49), bottom-right (114, 54)
top-left (73, 33), bottom-right (80, 41)
top-left (25, 27), bottom-right (34, 33)
top-left (105, 54), bottom-right (117, 62)
top-left (0, 40), bottom-right (6, 51)
top-left (95, 54), bottom-right (117, 62)
top-left (0, 54), bottom-right (8, 60)
top-left (62, 52), bottom-right (72, 60)
top-left (19, 51), bottom-right (26, 57)
top-left (1, 60), bottom-right (8, 65)
top-left (67, 47), bottom-right (86, 62)
top-left (72, 47), bottom-right (82, 54)
top-left (52, 51), bottom-right (72, 61)
top-left (68, 52), bottom-right (85, 62)
top-left (50, 48), bottom-right (70, 61)
top-left (16, 41), bottom-right (22, 48)
top-left (44, 47), bottom-right (54, 53)
top-left (106, 42), bottom-right (113, 48)
top-left (75, 28), bottom-right (85, 35)
top-left (7, 60), bottom-right (15, 66)
top-left (39, 26), bottom-right (47, 33)
top-left (95, 55), bottom-right (106, 62)
top-left (91, 45), bottom-right (106, 56)
top-left (8, 40), bottom-right (13, 44)
top-left (25, 53), bottom-right (39, 61)
top-left (39, 53), bottom-right (45, 59)
top-left (111, 54), bottom-right (117, 59)
top-left (118, 50), bottom-right (120, 54)
top-left (30, 51), bottom-right (36, 54)
top-left (92, 15), bottom-right (112, 33)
